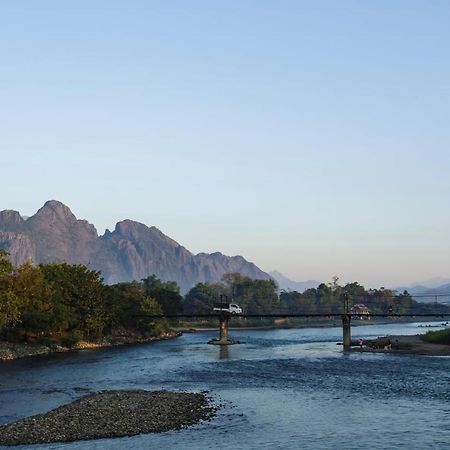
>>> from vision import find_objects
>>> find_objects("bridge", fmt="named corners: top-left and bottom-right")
top-left (141, 312), bottom-right (450, 349)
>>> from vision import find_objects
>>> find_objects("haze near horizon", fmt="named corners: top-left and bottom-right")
top-left (2, 1), bottom-right (450, 288)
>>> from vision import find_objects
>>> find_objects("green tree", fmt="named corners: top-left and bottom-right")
top-left (184, 283), bottom-right (218, 314)
top-left (393, 290), bottom-right (413, 314)
top-left (0, 249), bottom-right (13, 274)
top-left (0, 250), bottom-right (20, 334)
top-left (316, 283), bottom-right (335, 313)
top-left (221, 273), bottom-right (279, 314)
top-left (106, 282), bottom-right (166, 334)
top-left (40, 263), bottom-right (107, 338)
top-left (12, 262), bottom-right (54, 338)
top-left (142, 275), bottom-right (183, 316)
top-left (280, 289), bottom-right (317, 314)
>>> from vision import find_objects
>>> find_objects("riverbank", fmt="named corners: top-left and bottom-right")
top-left (0, 390), bottom-right (216, 446)
top-left (173, 318), bottom-right (416, 334)
top-left (0, 331), bottom-right (181, 361)
top-left (355, 334), bottom-right (450, 356)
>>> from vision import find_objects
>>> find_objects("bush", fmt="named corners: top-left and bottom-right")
top-left (422, 328), bottom-right (450, 345)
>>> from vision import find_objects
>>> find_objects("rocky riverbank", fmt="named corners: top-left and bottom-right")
top-left (354, 334), bottom-right (450, 356)
top-left (0, 390), bottom-right (217, 446)
top-left (0, 331), bottom-right (181, 361)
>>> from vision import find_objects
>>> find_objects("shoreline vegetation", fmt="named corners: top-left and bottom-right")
top-left (0, 252), bottom-right (185, 362)
top-left (0, 331), bottom-right (180, 361)
top-left (2, 250), bottom-right (450, 362)
top-left (0, 390), bottom-right (217, 446)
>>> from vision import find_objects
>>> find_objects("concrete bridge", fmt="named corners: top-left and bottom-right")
top-left (141, 312), bottom-right (450, 349)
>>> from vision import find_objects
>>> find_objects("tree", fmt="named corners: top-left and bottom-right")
top-left (280, 289), bottom-right (317, 314)
top-left (343, 282), bottom-right (365, 301)
top-left (316, 283), bottom-right (336, 313)
top-left (221, 273), bottom-right (279, 314)
top-left (40, 263), bottom-right (107, 338)
top-left (184, 283), bottom-right (218, 314)
top-left (0, 250), bottom-right (20, 334)
top-left (12, 262), bottom-right (54, 338)
top-left (0, 249), bottom-right (13, 275)
top-left (106, 282), bottom-right (166, 334)
top-left (328, 276), bottom-right (341, 292)
top-left (365, 287), bottom-right (396, 314)
top-left (142, 275), bottom-right (182, 316)
top-left (393, 291), bottom-right (413, 314)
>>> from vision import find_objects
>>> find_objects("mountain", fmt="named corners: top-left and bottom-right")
top-left (396, 277), bottom-right (450, 291)
top-left (0, 200), bottom-right (270, 293)
top-left (269, 270), bottom-right (319, 292)
top-left (395, 277), bottom-right (450, 304)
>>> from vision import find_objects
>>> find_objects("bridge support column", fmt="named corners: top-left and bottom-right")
top-left (342, 314), bottom-right (351, 350)
top-left (219, 315), bottom-right (229, 344)
top-left (208, 314), bottom-right (239, 345)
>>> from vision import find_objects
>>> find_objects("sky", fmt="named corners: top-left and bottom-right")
top-left (1, 1), bottom-right (450, 288)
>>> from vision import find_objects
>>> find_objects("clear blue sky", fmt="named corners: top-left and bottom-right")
top-left (2, 1), bottom-right (450, 288)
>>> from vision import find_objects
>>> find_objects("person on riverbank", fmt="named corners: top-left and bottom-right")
top-left (358, 339), bottom-right (363, 349)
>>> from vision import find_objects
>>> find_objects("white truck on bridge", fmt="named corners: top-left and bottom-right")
top-left (213, 303), bottom-right (243, 315)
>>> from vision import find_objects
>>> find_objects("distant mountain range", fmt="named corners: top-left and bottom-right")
top-left (395, 279), bottom-right (450, 303)
top-left (396, 277), bottom-right (450, 291)
top-left (3, 200), bottom-right (448, 301)
top-left (270, 271), bottom-right (450, 303)
top-left (269, 270), bottom-right (319, 292)
top-left (0, 200), bottom-right (270, 293)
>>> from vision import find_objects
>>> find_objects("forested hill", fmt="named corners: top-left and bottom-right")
top-left (0, 200), bottom-right (270, 293)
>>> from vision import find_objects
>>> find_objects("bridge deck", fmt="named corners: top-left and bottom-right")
top-left (141, 313), bottom-right (450, 319)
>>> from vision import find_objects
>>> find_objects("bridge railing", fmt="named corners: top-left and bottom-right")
top-left (136, 313), bottom-right (450, 319)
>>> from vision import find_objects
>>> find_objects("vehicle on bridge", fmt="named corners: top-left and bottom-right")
top-left (213, 303), bottom-right (243, 314)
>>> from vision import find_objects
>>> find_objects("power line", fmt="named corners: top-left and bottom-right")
top-left (399, 293), bottom-right (450, 298)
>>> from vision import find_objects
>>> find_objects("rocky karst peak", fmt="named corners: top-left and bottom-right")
top-left (114, 219), bottom-right (148, 235)
top-left (0, 200), bottom-right (270, 292)
top-left (0, 210), bottom-right (24, 228)
top-left (113, 220), bottom-right (180, 249)
top-left (31, 200), bottom-right (77, 225)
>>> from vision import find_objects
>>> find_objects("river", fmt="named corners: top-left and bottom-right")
top-left (1, 321), bottom-right (450, 449)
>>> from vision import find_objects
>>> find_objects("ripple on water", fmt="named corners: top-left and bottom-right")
top-left (1, 325), bottom-right (450, 449)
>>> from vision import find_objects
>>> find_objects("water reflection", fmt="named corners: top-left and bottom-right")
top-left (219, 345), bottom-right (230, 360)
top-left (1, 322), bottom-right (450, 450)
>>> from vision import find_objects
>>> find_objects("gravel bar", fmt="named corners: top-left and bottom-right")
top-left (0, 390), bottom-right (217, 446)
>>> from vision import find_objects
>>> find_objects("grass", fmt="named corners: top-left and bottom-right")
top-left (422, 328), bottom-right (450, 345)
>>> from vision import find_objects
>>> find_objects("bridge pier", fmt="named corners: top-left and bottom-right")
top-left (219, 315), bottom-right (229, 343)
top-left (208, 314), bottom-right (239, 345)
top-left (342, 314), bottom-right (351, 350)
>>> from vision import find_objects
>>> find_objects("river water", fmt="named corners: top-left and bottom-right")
top-left (1, 322), bottom-right (450, 450)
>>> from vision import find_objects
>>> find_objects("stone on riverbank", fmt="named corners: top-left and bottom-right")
top-left (0, 341), bottom-right (53, 360)
top-left (0, 390), bottom-right (216, 446)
